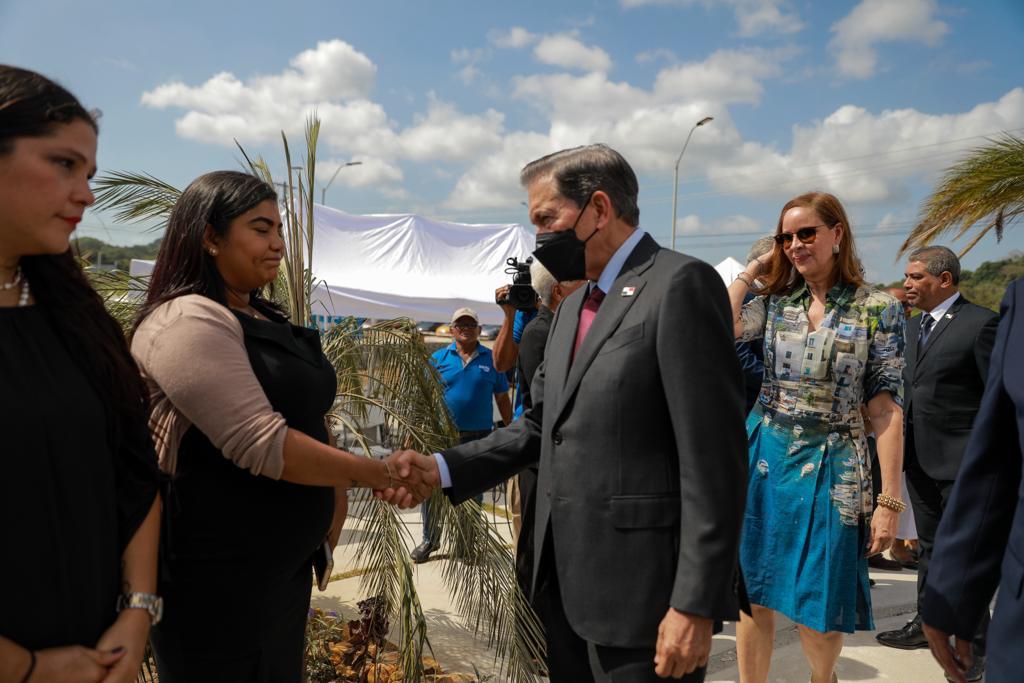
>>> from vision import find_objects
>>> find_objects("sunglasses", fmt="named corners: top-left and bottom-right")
top-left (451, 323), bottom-right (479, 330)
top-left (773, 224), bottom-right (834, 247)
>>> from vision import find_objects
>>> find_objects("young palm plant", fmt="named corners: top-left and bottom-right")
top-left (89, 115), bottom-right (544, 682)
top-left (900, 133), bottom-right (1024, 257)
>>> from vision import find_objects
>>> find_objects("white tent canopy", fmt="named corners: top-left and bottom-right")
top-left (310, 205), bottom-right (535, 326)
top-left (132, 206), bottom-right (537, 326)
top-left (130, 212), bottom-right (744, 326)
top-left (714, 256), bottom-right (746, 285)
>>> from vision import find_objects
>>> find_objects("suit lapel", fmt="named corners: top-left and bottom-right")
top-left (915, 295), bottom-right (964, 372)
top-left (547, 286), bottom-right (588, 399)
top-left (554, 234), bottom-right (659, 422)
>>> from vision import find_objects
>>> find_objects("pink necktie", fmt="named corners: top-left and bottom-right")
top-left (573, 286), bottom-right (605, 359)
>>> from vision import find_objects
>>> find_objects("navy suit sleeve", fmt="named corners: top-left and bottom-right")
top-left (921, 281), bottom-right (1023, 640)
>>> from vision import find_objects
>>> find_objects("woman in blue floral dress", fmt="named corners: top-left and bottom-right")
top-left (727, 192), bottom-right (906, 683)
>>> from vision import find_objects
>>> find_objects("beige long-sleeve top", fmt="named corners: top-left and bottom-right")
top-left (131, 294), bottom-right (288, 478)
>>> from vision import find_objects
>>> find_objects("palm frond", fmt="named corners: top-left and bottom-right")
top-left (92, 171), bottom-right (181, 226)
top-left (900, 134), bottom-right (1024, 256)
top-left (85, 267), bottom-right (148, 332)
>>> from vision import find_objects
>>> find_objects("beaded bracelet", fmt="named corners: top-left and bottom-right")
top-left (876, 493), bottom-right (906, 513)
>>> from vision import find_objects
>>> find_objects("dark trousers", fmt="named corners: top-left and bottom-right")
top-left (514, 466), bottom-right (538, 595)
top-left (533, 534), bottom-right (707, 683)
top-left (421, 429), bottom-right (488, 544)
top-left (906, 435), bottom-right (989, 654)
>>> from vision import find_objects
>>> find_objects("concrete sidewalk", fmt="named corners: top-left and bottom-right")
top-left (311, 496), bottom-right (955, 682)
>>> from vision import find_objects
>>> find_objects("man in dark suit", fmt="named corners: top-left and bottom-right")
top-left (876, 246), bottom-right (998, 680)
top-left (387, 144), bottom-right (748, 681)
top-left (921, 277), bottom-right (1023, 683)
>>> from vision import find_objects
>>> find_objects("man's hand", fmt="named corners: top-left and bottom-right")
top-left (654, 608), bottom-right (712, 679)
top-left (923, 622), bottom-right (973, 683)
top-left (32, 644), bottom-right (125, 682)
top-left (495, 285), bottom-right (515, 315)
top-left (376, 450), bottom-right (440, 508)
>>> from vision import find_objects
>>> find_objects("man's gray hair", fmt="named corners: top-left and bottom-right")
top-left (530, 258), bottom-right (557, 308)
top-left (908, 245), bottom-right (961, 285)
top-left (520, 144), bottom-right (640, 227)
top-left (746, 235), bottom-right (775, 265)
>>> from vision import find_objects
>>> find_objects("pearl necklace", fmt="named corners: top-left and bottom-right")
top-left (1, 266), bottom-right (21, 291)
top-left (18, 276), bottom-right (30, 307)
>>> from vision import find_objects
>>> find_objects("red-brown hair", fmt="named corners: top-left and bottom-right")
top-left (757, 191), bottom-right (864, 296)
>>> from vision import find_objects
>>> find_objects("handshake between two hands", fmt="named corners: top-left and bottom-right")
top-left (374, 450), bottom-right (442, 509)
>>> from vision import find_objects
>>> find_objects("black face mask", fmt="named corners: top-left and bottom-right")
top-left (532, 194), bottom-right (597, 282)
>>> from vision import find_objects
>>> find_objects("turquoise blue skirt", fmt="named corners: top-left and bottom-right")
top-left (739, 405), bottom-right (873, 633)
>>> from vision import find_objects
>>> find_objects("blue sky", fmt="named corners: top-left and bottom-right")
top-left (3, 0), bottom-right (1023, 283)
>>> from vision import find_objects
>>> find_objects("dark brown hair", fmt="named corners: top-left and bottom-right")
top-left (134, 170), bottom-right (281, 332)
top-left (520, 143), bottom-right (640, 227)
top-left (1, 65), bottom-right (153, 487)
top-left (757, 191), bottom-right (864, 295)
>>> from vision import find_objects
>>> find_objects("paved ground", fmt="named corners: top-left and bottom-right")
top-left (312, 493), bottom-right (960, 682)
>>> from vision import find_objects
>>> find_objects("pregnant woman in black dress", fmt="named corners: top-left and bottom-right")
top-left (131, 171), bottom-right (430, 682)
top-left (0, 66), bottom-right (162, 683)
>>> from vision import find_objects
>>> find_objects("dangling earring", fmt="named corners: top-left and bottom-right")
top-left (832, 243), bottom-right (840, 255)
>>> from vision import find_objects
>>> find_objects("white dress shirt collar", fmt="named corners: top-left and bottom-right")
top-left (926, 291), bottom-right (961, 322)
top-left (594, 228), bottom-right (646, 294)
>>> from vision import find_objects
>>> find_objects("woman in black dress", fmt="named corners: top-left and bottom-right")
top-left (0, 67), bottom-right (162, 683)
top-left (130, 171), bottom-right (430, 682)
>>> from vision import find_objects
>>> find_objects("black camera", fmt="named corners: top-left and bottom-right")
top-left (497, 256), bottom-right (537, 311)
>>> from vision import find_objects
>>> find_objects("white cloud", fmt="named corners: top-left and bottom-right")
top-left (636, 48), bottom-right (678, 64)
top-left (702, 88), bottom-right (1024, 203)
top-left (489, 26), bottom-right (538, 49)
top-left (621, 0), bottom-right (803, 37)
top-left (830, 0), bottom-right (949, 79)
top-left (533, 33), bottom-right (612, 73)
top-left (443, 132), bottom-right (552, 210)
top-left (399, 96), bottom-right (505, 162)
top-left (321, 157), bottom-right (403, 188)
top-left (676, 213), bottom-right (762, 235)
top-left (141, 40), bottom-right (509, 195)
top-left (653, 47), bottom-right (795, 105)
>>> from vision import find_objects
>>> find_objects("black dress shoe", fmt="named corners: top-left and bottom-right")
top-left (876, 615), bottom-right (929, 649)
top-left (410, 541), bottom-right (436, 564)
top-left (868, 554), bottom-right (903, 571)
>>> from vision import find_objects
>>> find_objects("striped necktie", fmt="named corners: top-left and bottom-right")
top-left (918, 314), bottom-right (935, 351)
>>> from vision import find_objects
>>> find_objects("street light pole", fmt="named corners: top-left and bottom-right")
top-left (670, 116), bottom-right (713, 252)
top-left (320, 161), bottom-right (363, 205)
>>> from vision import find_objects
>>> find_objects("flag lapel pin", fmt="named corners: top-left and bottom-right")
top-left (621, 286), bottom-right (636, 297)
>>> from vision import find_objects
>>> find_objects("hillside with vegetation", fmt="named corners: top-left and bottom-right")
top-left (885, 251), bottom-right (1023, 312)
top-left (74, 236), bottom-right (162, 272)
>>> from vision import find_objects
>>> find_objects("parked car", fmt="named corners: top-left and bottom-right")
top-left (416, 321), bottom-right (443, 335)
top-left (434, 324), bottom-right (451, 337)
top-left (479, 324), bottom-right (501, 340)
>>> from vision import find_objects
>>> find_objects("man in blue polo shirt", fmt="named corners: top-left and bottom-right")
top-left (411, 306), bottom-right (513, 563)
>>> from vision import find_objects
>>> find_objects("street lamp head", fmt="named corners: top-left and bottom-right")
top-left (696, 116), bottom-right (713, 127)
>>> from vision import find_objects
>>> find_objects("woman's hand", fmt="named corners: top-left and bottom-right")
top-left (93, 609), bottom-right (150, 683)
top-left (31, 645), bottom-right (125, 683)
top-left (867, 506), bottom-right (899, 556)
top-left (746, 248), bottom-right (775, 278)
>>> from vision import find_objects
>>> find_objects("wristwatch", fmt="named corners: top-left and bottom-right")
top-left (116, 592), bottom-right (164, 625)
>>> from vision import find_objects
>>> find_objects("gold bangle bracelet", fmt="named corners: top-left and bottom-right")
top-left (735, 273), bottom-right (754, 288)
top-left (876, 493), bottom-right (906, 513)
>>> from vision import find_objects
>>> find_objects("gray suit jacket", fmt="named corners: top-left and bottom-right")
top-left (904, 295), bottom-right (998, 481)
top-left (441, 234), bottom-right (748, 648)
